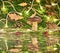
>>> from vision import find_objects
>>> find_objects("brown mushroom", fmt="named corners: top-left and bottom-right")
top-left (46, 22), bottom-right (57, 29)
top-left (28, 16), bottom-right (42, 31)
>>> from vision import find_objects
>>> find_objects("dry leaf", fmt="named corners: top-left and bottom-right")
top-left (45, 5), bottom-right (52, 8)
top-left (9, 49), bottom-right (19, 52)
top-left (19, 2), bottom-right (27, 6)
top-left (36, 0), bottom-right (40, 3)
top-left (8, 13), bottom-right (23, 20)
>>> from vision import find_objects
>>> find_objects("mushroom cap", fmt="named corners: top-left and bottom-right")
top-left (28, 16), bottom-right (42, 23)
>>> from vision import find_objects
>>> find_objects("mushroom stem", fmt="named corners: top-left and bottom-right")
top-left (32, 22), bottom-right (37, 31)
top-left (31, 37), bottom-right (38, 48)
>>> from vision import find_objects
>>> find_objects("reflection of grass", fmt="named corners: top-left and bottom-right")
top-left (53, 30), bottom-right (60, 37)
top-left (0, 38), bottom-right (6, 50)
top-left (0, 28), bottom-right (60, 52)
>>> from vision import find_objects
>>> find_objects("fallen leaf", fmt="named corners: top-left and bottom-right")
top-left (8, 13), bottom-right (23, 20)
top-left (9, 49), bottom-right (19, 52)
top-left (36, 0), bottom-right (40, 3)
top-left (18, 2), bottom-right (27, 6)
